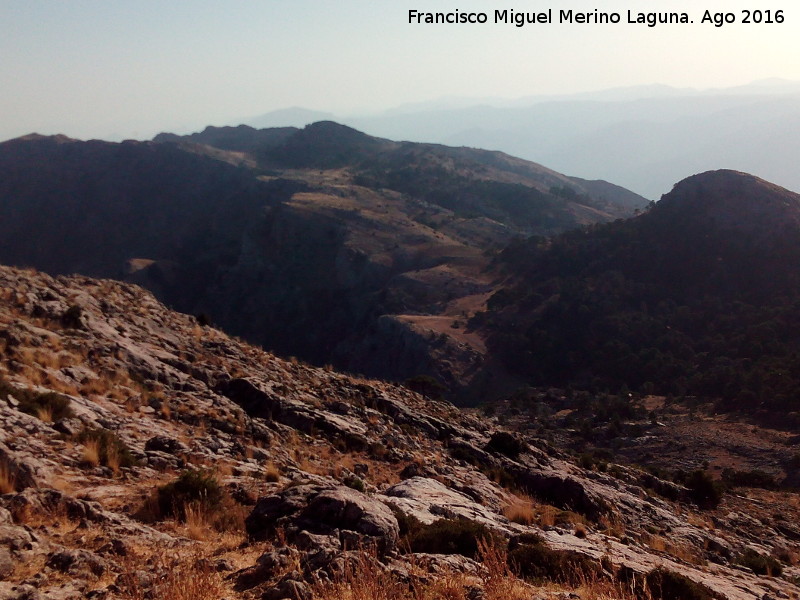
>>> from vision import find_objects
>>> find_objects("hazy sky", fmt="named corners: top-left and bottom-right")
top-left (2, 0), bottom-right (798, 141)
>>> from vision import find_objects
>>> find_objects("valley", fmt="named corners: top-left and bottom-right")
top-left (2, 122), bottom-right (800, 600)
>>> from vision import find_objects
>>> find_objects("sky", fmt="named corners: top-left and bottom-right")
top-left (1, 0), bottom-right (799, 141)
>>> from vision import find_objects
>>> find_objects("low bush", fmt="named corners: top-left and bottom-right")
top-left (157, 469), bottom-right (226, 520)
top-left (486, 432), bottom-right (526, 459)
top-left (683, 470), bottom-right (725, 509)
top-left (403, 374), bottom-right (447, 400)
top-left (406, 517), bottom-right (498, 558)
top-left (721, 468), bottom-right (778, 490)
top-left (507, 535), bottom-right (599, 585)
top-left (0, 375), bottom-right (73, 421)
top-left (644, 567), bottom-right (719, 600)
top-left (61, 304), bottom-right (84, 328)
top-left (75, 427), bottom-right (137, 469)
top-left (343, 474), bottom-right (366, 493)
top-left (734, 549), bottom-right (783, 577)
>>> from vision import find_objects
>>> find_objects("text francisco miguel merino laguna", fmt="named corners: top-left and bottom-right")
top-left (409, 8), bottom-right (758, 27)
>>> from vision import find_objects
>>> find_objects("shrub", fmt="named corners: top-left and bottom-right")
top-left (389, 506), bottom-right (424, 544)
top-left (507, 536), bottom-right (599, 585)
top-left (684, 470), bottom-right (724, 509)
top-left (734, 549), bottom-right (783, 576)
top-left (75, 428), bottom-right (137, 469)
top-left (61, 305), bottom-right (84, 328)
top-left (2, 376), bottom-right (74, 421)
top-left (157, 469), bottom-right (225, 521)
top-left (448, 445), bottom-right (480, 466)
top-left (0, 460), bottom-right (17, 494)
top-left (403, 374), bottom-right (447, 400)
top-left (263, 462), bottom-right (281, 482)
top-left (721, 468), bottom-right (777, 490)
top-left (406, 517), bottom-right (498, 558)
top-left (343, 474), bottom-right (366, 493)
top-left (644, 567), bottom-right (719, 600)
top-left (486, 432), bottom-right (525, 459)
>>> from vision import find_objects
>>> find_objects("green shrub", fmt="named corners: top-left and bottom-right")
top-left (390, 507), bottom-right (424, 541)
top-left (486, 431), bottom-right (525, 459)
top-left (343, 475), bottom-right (366, 493)
top-left (645, 567), bottom-right (719, 600)
top-left (734, 549), bottom-right (783, 577)
top-left (157, 469), bottom-right (225, 520)
top-left (61, 305), bottom-right (84, 328)
top-left (407, 517), bottom-right (498, 558)
top-left (403, 375), bottom-right (447, 400)
top-left (448, 445), bottom-right (480, 466)
top-left (684, 470), bottom-right (724, 509)
top-left (507, 536), bottom-right (599, 584)
top-left (721, 468), bottom-right (777, 490)
top-left (75, 427), bottom-right (137, 468)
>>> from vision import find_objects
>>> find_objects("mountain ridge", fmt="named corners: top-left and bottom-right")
top-left (477, 169), bottom-right (800, 410)
top-left (0, 124), bottom-right (644, 400)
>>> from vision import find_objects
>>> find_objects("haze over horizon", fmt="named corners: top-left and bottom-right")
top-left (3, 0), bottom-right (799, 142)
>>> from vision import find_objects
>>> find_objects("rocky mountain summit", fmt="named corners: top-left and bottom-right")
top-left (1, 265), bottom-right (800, 599)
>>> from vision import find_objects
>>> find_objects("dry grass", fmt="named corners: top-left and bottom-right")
top-left (598, 513), bottom-right (626, 539)
top-left (643, 534), bottom-right (705, 565)
top-left (0, 460), bottom-right (16, 494)
top-left (13, 496), bottom-right (76, 534)
top-left (184, 502), bottom-right (213, 541)
top-left (477, 538), bottom-right (530, 600)
top-left (81, 440), bottom-right (101, 467)
top-left (41, 373), bottom-right (79, 396)
top-left (311, 541), bottom-right (533, 600)
top-left (573, 575), bottom-right (644, 600)
top-left (503, 493), bottom-right (536, 526)
top-left (118, 550), bottom-right (228, 600)
top-left (538, 504), bottom-right (557, 527)
top-left (686, 512), bottom-right (715, 529)
top-left (79, 368), bottom-right (130, 402)
top-left (16, 347), bottom-right (61, 370)
top-left (312, 550), bottom-right (413, 600)
top-left (264, 461), bottom-right (281, 482)
top-left (106, 444), bottom-right (120, 473)
top-left (35, 404), bottom-right (53, 423)
top-left (11, 553), bottom-right (49, 583)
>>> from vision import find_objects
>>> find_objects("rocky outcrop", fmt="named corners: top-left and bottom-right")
top-left (246, 484), bottom-right (399, 555)
top-left (0, 265), bottom-right (799, 600)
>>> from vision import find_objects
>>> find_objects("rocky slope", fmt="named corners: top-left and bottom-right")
top-left (1, 265), bottom-right (799, 599)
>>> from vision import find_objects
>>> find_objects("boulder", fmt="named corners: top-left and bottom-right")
top-left (0, 546), bottom-right (14, 580)
top-left (302, 487), bottom-right (398, 546)
top-left (246, 485), bottom-right (399, 555)
top-left (144, 435), bottom-right (188, 455)
top-left (381, 477), bottom-right (521, 536)
top-left (46, 548), bottom-right (107, 577)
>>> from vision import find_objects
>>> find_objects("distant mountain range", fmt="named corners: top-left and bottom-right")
top-left (241, 80), bottom-right (800, 199)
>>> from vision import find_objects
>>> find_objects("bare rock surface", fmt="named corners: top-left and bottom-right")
top-left (0, 265), bottom-right (799, 599)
